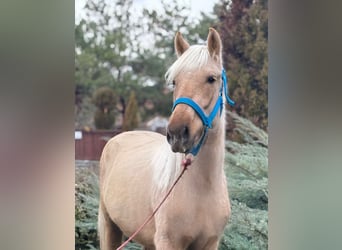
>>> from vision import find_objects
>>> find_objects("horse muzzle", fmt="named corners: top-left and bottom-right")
top-left (166, 105), bottom-right (204, 154)
top-left (166, 124), bottom-right (193, 153)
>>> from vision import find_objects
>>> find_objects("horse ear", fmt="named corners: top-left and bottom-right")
top-left (175, 31), bottom-right (190, 57)
top-left (207, 28), bottom-right (222, 63)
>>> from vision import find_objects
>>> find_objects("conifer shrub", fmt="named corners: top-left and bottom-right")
top-left (92, 87), bottom-right (116, 130)
top-left (94, 109), bottom-right (115, 130)
top-left (221, 110), bottom-right (268, 249)
top-left (122, 91), bottom-right (139, 131)
top-left (75, 166), bottom-right (99, 250)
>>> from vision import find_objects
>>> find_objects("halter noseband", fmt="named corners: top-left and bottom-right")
top-left (171, 69), bottom-right (235, 156)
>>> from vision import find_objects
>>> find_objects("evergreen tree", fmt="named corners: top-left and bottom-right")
top-left (75, 0), bottom-right (229, 128)
top-left (122, 91), bottom-right (139, 131)
top-left (217, 0), bottom-right (268, 130)
top-left (129, 0), bottom-right (192, 118)
top-left (75, 0), bottom-right (143, 128)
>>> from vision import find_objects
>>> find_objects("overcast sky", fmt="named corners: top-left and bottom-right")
top-left (75, 0), bottom-right (219, 24)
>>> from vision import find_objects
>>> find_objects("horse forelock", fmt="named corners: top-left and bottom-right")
top-left (165, 45), bottom-right (211, 85)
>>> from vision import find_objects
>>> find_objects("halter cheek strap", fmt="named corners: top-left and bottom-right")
top-left (172, 69), bottom-right (235, 156)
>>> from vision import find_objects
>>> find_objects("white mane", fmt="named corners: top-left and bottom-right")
top-left (151, 140), bottom-right (183, 197)
top-left (165, 45), bottom-right (210, 84)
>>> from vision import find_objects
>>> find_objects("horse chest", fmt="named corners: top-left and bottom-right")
top-left (154, 189), bottom-right (229, 249)
top-left (192, 191), bottom-right (229, 233)
top-left (183, 172), bottom-right (230, 226)
top-left (160, 184), bottom-right (229, 236)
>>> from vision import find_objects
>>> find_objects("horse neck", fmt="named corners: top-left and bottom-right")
top-left (192, 112), bottom-right (226, 182)
top-left (152, 111), bottom-right (226, 196)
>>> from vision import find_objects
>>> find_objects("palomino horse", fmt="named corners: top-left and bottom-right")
top-left (98, 28), bottom-right (233, 249)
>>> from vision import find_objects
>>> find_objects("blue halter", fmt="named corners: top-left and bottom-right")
top-left (172, 69), bottom-right (235, 156)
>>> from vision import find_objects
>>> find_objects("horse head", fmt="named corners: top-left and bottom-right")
top-left (166, 28), bottom-right (224, 154)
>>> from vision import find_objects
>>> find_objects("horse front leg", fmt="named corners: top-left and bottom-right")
top-left (153, 240), bottom-right (182, 250)
top-left (189, 236), bottom-right (220, 250)
top-left (203, 240), bottom-right (219, 250)
top-left (98, 202), bottom-right (123, 250)
top-left (154, 232), bottom-right (192, 250)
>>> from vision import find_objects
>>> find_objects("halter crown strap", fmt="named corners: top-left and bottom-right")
top-left (171, 68), bottom-right (234, 156)
top-left (222, 68), bottom-right (235, 106)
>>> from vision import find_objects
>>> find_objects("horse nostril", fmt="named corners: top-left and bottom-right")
top-left (167, 125), bottom-right (189, 143)
top-left (183, 126), bottom-right (189, 138)
top-left (166, 130), bottom-right (172, 143)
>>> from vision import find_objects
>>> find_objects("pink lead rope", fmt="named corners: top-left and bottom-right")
top-left (116, 157), bottom-right (193, 250)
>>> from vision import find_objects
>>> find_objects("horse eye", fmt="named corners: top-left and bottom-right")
top-left (207, 76), bottom-right (216, 84)
top-left (168, 80), bottom-right (175, 89)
